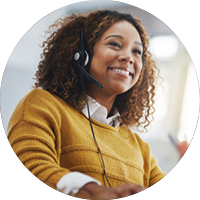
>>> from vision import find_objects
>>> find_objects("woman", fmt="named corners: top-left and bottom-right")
top-left (7, 10), bottom-right (166, 199)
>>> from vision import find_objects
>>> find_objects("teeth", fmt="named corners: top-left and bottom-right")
top-left (112, 68), bottom-right (130, 76)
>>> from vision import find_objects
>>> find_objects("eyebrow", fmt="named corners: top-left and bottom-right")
top-left (104, 34), bottom-right (143, 47)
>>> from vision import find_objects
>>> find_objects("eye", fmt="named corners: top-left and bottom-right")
top-left (132, 49), bottom-right (142, 55)
top-left (108, 42), bottom-right (121, 48)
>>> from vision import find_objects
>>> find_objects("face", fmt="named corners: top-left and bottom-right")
top-left (89, 20), bottom-right (143, 97)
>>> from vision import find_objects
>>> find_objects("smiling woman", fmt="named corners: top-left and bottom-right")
top-left (89, 20), bottom-right (143, 104)
top-left (7, 10), bottom-right (165, 199)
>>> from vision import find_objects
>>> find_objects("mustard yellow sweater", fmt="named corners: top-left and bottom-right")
top-left (8, 88), bottom-right (166, 190)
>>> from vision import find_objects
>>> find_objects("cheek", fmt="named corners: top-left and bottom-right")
top-left (91, 51), bottom-right (115, 71)
top-left (97, 47), bottom-right (117, 62)
top-left (133, 63), bottom-right (143, 83)
top-left (136, 62), bottom-right (143, 74)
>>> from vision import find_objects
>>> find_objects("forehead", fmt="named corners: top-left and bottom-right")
top-left (100, 20), bottom-right (141, 42)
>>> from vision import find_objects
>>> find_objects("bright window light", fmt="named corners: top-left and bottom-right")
top-left (149, 35), bottom-right (179, 60)
top-left (178, 63), bottom-right (199, 142)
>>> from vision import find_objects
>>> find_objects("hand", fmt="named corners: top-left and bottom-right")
top-left (177, 141), bottom-right (189, 157)
top-left (71, 182), bottom-right (145, 200)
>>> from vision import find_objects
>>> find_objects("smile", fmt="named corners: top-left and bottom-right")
top-left (108, 67), bottom-right (133, 77)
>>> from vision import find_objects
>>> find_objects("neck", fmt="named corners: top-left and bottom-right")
top-left (107, 106), bottom-right (116, 118)
top-left (87, 91), bottom-right (117, 115)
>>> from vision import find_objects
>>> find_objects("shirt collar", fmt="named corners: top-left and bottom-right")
top-left (82, 96), bottom-right (120, 128)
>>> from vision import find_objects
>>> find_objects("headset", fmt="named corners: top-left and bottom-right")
top-left (73, 30), bottom-right (111, 188)
top-left (73, 30), bottom-right (103, 89)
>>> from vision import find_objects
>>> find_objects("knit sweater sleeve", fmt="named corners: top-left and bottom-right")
top-left (133, 133), bottom-right (166, 187)
top-left (148, 153), bottom-right (166, 186)
top-left (7, 89), bottom-right (70, 189)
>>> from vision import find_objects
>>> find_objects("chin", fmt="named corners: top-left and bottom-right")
top-left (106, 81), bottom-right (134, 94)
top-left (110, 86), bottom-right (130, 95)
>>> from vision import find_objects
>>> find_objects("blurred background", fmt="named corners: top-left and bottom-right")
top-left (1, 0), bottom-right (199, 174)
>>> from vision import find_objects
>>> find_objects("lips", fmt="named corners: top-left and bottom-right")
top-left (108, 67), bottom-right (133, 77)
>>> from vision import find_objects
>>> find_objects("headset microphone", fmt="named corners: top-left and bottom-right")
top-left (73, 30), bottom-right (104, 89)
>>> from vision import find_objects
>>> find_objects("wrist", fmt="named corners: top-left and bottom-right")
top-left (83, 182), bottom-right (99, 190)
top-left (73, 182), bottom-right (100, 199)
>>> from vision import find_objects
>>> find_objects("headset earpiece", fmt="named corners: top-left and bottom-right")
top-left (73, 30), bottom-right (103, 89)
top-left (74, 30), bottom-right (89, 67)
top-left (74, 50), bottom-right (89, 67)
top-left (83, 51), bottom-right (89, 67)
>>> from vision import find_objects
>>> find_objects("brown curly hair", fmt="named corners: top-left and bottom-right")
top-left (35, 10), bottom-right (160, 131)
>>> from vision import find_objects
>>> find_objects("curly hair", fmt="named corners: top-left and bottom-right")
top-left (35, 10), bottom-right (160, 131)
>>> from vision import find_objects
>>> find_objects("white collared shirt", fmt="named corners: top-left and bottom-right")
top-left (56, 96), bottom-right (120, 194)
top-left (82, 95), bottom-right (120, 127)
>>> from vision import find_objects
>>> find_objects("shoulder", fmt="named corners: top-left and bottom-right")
top-left (17, 88), bottom-right (69, 110)
top-left (118, 126), bottom-right (156, 173)
top-left (120, 125), bottom-right (151, 153)
top-left (133, 131), bottom-right (151, 152)
top-left (133, 132), bottom-right (149, 144)
top-left (7, 88), bottom-right (71, 133)
top-left (24, 88), bottom-right (60, 103)
top-left (123, 127), bottom-right (152, 160)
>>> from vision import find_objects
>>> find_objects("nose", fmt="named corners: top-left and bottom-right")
top-left (118, 51), bottom-right (134, 64)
